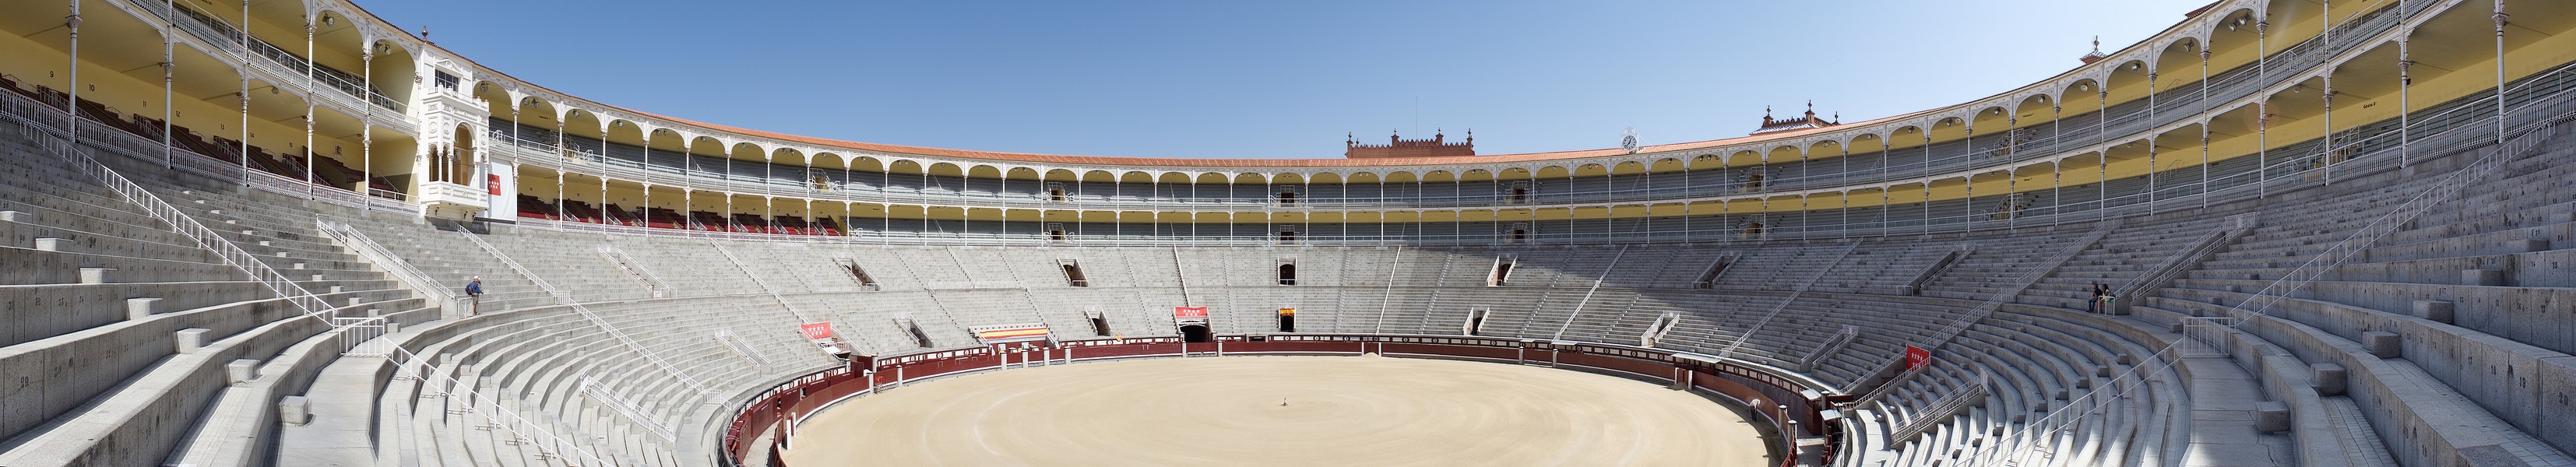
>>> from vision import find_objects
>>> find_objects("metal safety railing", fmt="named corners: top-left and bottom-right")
top-left (0, 110), bottom-right (617, 465)
top-left (1718, 241), bottom-right (1861, 359)
top-left (579, 376), bottom-right (678, 443)
top-left (1981, 90), bottom-right (2576, 467)
top-left (1550, 245), bottom-right (1631, 339)
top-left (712, 243), bottom-right (875, 353)
top-left (1849, 219), bottom-right (2116, 406)
top-left (317, 219), bottom-right (454, 308)
top-left (449, 224), bottom-right (716, 395)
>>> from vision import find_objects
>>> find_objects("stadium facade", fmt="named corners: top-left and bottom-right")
top-left (1, 0), bottom-right (2574, 465)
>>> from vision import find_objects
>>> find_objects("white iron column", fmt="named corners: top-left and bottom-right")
top-left (2493, 0), bottom-right (2507, 142)
top-left (360, 50), bottom-right (371, 195)
top-left (2398, 40), bottom-right (2411, 168)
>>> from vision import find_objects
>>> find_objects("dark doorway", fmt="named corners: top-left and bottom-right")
top-left (1061, 262), bottom-right (1090, 287)
top-left (1181, 324), bottom-right (1213, 342)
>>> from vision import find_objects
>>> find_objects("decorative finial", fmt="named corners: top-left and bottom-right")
top-left (2091, 36), bottom-right (2101, 54)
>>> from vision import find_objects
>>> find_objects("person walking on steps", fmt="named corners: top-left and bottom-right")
top-left (465, 276), bottom-right (484, 315)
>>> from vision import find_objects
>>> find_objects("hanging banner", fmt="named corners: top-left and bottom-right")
top-left (1174, 307), bottom-right (1209, 320)
top-left (799, 323), bottom-right (837, 340)
top-left (1905, 345), bottom-right (1932, 370)
top-left (970, 323), bottom-right (1053, 344)
top-left (801, 322), bottom-right (850, 356)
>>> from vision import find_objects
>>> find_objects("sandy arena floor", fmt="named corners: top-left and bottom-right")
top-left (780, 355), bottom-right (1770, 466)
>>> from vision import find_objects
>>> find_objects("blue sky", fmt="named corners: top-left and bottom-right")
top-left (366, 0), bottom-right (2212, 159)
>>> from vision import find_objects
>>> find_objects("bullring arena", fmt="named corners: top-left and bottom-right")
top-left (3, 0), bottom-right (2576, 466)
top-left (780, 356), bottom-right (1769, 466)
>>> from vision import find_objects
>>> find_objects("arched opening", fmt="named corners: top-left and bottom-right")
top-left (430, 124), bottom-right (477, 184)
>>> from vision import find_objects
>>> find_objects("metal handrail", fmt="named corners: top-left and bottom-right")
top-left (450, 225), bottom-right (715, 395)
top-left (2109, 216), bottom-right (2252, 304)
top-left (1849, 220), bottom-right (2117, 403)
top-left (1550, 245), bottom-right (1631, 339)
top-left (1934, 219), bottom-right (2117, 346)
top-left (1888, 373), bottom-right (1992, 443)
top-left (316, 219), bottom-right (453, 306)
top-left (596, 244), bottom-right (672, 297)
top-left (579, 376), bottom-right (678, 443)
top-left (709, 243), bottom-right (814, 323)
top-left (1983, 101), bottom-right (2576, 467)
top-left (1717, 241), bottom-right (1861, 358)
top-left (0, 113), bottom-right (614, 465)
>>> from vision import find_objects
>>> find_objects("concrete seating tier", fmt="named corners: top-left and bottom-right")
top-left (0, 126), bottom-right (435, 466)
top-left (2129, 130), bottom-right (2576, 466)
top-left (11, 103), bottom-right (2576, 467)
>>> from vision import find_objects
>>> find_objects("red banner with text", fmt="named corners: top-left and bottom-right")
top-left (1905, 345), bottom-right (1931, 370)
top-left (800, 323), bottom-right (836, 340)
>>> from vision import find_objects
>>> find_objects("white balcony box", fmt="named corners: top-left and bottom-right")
top-left (418, 181), bottom-right (487, 221)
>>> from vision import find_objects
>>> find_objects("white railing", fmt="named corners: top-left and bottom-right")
top-left (0, 111), bottom-right (616, 465)
top-left (317, 219), bottom-right (454, 311)
top-left (332, 316), bottom-right (392, 357)
top-left (1982, 100), bottom-right (2576, 467)
top-left (709, 244), bottom-right (860, 353)
top-left (1888, 372), bottom-right (1992, 444)
top-left (1851, 220), bottom-right (2116, 404)
top-left (596, 244), bottom-right (672, 297)
top-left (716, 328), bottom-right (772, 370)
top-left (1550, 245), bottom-right (1631, 339)
top-left (1716, 241), bottom-right (1861, 358)
top-left (579, 376), bottom-right (678, 443)
top-left (450, 226), bottom-right (715, 395)
top-left (1369, 246), bottom-right (1406, 334)
top-left (2108, 215), bottom-right (2254, 309)
top-left (1798, 325), bottom-right (1863, 373)
top-left (1929, 219), bottom-right (2119, 347)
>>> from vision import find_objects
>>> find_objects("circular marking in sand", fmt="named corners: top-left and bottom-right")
top-left (782, 356), bottom-right (1770, 466)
